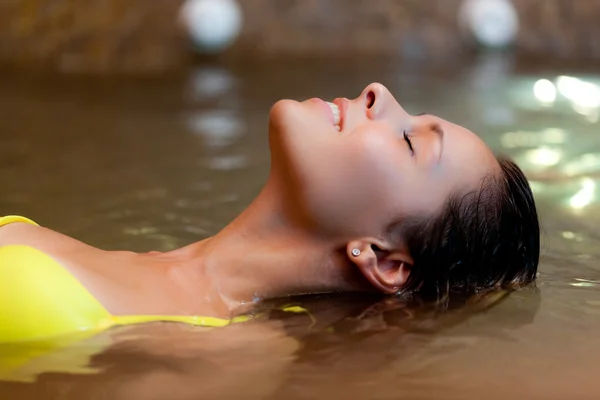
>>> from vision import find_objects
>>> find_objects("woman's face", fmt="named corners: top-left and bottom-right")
top-left (268, 83), bottom-right (499, 240)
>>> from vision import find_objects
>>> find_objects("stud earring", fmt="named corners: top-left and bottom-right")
top-left (351, 248), bottom-right (361, 257)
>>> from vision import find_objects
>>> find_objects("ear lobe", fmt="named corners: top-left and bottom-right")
top-left (347, 240), bottom-right (412, 294)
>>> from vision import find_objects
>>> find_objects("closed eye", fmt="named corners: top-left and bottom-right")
top-left (403, 130), bottom-right (414, 154)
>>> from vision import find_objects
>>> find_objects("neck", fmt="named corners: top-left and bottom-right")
top-left (172, 178), bottom-right (366, 315)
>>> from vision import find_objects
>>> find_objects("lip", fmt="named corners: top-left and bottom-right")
top-left (333, 98), bottom-right (348, 130)
top-left (308, 98), bottom-right (335, 126)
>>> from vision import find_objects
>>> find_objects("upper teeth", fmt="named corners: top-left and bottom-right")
top-left (326, 102), bottom-right (341, 129)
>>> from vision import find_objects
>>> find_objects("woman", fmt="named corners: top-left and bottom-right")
top-left (0, 83), bottom-right (540, 341)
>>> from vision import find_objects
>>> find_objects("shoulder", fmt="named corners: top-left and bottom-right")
top-left (0, 220), bottom-right (140, 311)
top-left (0, 220), bottom-right (98, 256)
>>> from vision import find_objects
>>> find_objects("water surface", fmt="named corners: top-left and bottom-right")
top-left (1, 55), bottom-right (599, 399)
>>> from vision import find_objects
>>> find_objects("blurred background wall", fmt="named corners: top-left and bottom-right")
top-left (0, 0), bottom-right (599, 74)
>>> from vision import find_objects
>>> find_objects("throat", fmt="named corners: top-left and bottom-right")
top-left (166, 179), bottom-right (365, 315)
top-left (195, 230), bottom-right (344, 308)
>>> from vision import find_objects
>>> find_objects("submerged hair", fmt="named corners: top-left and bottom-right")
top-left (393, 156), bottom-right (540, 299)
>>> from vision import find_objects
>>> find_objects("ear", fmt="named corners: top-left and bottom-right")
top-left (347, 239), bottom-right (413, 294)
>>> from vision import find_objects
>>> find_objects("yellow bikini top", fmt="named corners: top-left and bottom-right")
top-left (0, 215), bottom-right (248, 345)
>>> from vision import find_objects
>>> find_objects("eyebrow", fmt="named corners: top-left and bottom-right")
top-left (416, 113), bottom-right (444, 162)
top-left (431, 122), bottom-right (445, 163)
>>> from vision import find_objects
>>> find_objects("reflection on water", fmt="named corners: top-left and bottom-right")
top-left (187, 67), bottom-right (237, 101)
top-left (534, 78), bottom-right (557, 104)
top-left (2, 56), bottom-right (600, 398)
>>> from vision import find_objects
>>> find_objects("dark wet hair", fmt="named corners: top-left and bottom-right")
top-left (391, 156), bottom-right (540, 299)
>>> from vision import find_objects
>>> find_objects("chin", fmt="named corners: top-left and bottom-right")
top-left (268, 99), bottom-right (307, 148)
top-left (269, 99), bottom-right (300, 127)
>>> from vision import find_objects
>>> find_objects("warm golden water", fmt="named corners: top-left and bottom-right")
top-left (1, 55), bottom-right (600, 399)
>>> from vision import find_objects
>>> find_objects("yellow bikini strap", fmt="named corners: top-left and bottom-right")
top-left (0, 216), bottom-right (39, 228)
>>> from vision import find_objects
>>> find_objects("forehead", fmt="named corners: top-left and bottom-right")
top-left (427, 114), bottom-right (500, 185)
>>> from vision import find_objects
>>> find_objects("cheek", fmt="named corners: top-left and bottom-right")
top-left (343, 128), bottom-right (408, 209)
top-left (281, 132), bottom-right (402, 235)
top-left (349, 126), bottom-right (405, 184)
top-left (348, 127), bottom-right (450, 216)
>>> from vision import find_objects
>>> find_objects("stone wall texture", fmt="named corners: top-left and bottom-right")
top-left (0, 0), bottom-right (599, 73)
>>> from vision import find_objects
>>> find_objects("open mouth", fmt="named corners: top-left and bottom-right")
top-left (325, 101), bottom-right (341, 131)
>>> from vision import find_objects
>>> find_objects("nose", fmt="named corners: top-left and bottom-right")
top-left (361, 83), bottom-right (387, 119)
top-left (360, 83), bottom-right (407, 121)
